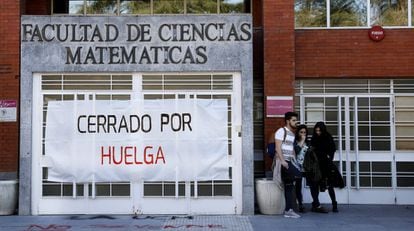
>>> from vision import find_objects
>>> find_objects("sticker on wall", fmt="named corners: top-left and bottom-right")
top-left (266, 96), bottom-right (293, 117)
top-left (0, 100), bottom-right (17, 122)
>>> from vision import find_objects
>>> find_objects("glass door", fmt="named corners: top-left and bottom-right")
top-left (301, 95), bottom-right (393, 204)
top-left (338, 96), bottom-right (393, 204)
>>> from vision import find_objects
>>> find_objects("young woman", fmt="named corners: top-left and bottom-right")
top-left (311, 121), bottom-right (338, 213)
top-left (293, 124), bottom-right (309, 213)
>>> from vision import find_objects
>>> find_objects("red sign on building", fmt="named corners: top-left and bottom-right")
top-left (368, 26), bottom-right (385, 42)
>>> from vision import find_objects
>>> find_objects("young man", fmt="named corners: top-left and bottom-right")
top-left (275, 111), bottom-right (301, 218)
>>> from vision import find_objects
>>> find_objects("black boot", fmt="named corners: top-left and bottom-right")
top-left (299, 204), bottom-right (305, 213)
top-left (332, 202), bottom-right (338, 213)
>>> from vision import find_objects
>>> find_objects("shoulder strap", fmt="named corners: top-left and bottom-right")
top-left (283, 127), bottom-right (287, 143)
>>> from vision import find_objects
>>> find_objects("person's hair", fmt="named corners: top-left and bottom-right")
top-left (295, 124), bottom-right (308, 141)
top-left (312, 121), bottom-right (329, 137)
top-left (284, 111), bottom-right (298, 122)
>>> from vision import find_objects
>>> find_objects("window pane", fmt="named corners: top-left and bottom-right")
top-left (295, 0), bottom-right (327, 27)
top-left (325, 79), bottom-right (369, 93)
top-left (360, 176), bottom-right (371, 187)
top-left (143, 183), bottom-right (162, 196)
top-left (86, 0), bottom-right (117, 14)
top-left (395, 96), bottom-right (414, 150)
top-left (394, 80), bottom-right (414, 93)
top-left (330, 0), bottom-right (367, 27)
top-left (371, 140), bottom-right (390, 150)
top-left (372, 177), bottom-right (391, 187)
top-left (191, 181), bottom-right (213, 196)
top-left (187, 0), bottom-right (218, 14)
top-left (95, 184), bottom-right (111, 196)
top-left (397, 162), bottom-right (414, 187)
top-left (326, 110), bottom-right (338, 121)
top-left (112, 183), bottom-right (130, 196)
top-left (220, 0), bottom-right (246, 13)
top-left (120, 0), bottom-right (151, 14)
top-left (153, 0), bottom-right (185, 14)
top-left (164, 183), bottom-right (175, 196)
top-left (370, 80), bottom-right (390, 93)
top-left (371, 111), bottom-right (390, 122)
top-left (214, 184), bottom-right (232, 196)
top-left (53, 0), bottom-right (85, 14)
top-left (397, 177), bottom-right (414, 187)
top-left (397, 162), bottom-right (414, 172)
top-left (359, 141), bottom-right (370, 150)
top-left (370, 0), bottom-right (408, 26)
top-left (62, 184), bottom-right (73, 196)
top-left (43, 184), bottom-right (61, 196)
top-left (358, 111), bottom-right (369, 122)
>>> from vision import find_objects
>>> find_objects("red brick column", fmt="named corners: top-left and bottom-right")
top-left (263, 0), bottom-right (295, 170)
top-left (25, 0), bottom-right (50, 15)
top-left (0, 0), bottom-right (20, 177)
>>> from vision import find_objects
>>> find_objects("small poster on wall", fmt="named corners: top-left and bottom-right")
top-left (266, 96), bottom-right (293, 117)
top-left (0, 100), bottom-right (17, 122)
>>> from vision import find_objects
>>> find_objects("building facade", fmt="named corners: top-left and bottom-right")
top-left (0, 0), bottom-right (414, 215)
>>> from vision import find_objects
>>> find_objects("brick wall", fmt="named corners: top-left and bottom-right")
top-left (296, 29), bottom-right (414, 78)
top-left (24, 0), bottom-right (50, 15)
top-left (0, 0), bottom-right (20, 176)
top-left (263, 0), bottom-right (295, 170)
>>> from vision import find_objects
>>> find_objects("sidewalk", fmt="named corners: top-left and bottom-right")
top-left (0, 205), bottom-right (412, 231)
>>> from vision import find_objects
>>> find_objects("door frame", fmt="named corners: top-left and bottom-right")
top-left (300, 94), bottom-right (396, 204)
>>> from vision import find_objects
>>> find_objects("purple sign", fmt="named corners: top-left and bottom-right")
top-left (266, 96), bottom-right (293, 117)
top-left (0, 100), bottom-right (17, 108)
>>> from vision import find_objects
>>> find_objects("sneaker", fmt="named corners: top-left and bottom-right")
top-left (284, 209), bottom-right (301, 218)
top-left (311, 206), bottom-right (329, 213)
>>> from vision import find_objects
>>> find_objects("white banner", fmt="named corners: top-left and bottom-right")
top-left (45, 99), bottom-right (229, 182)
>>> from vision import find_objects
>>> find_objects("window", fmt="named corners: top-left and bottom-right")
top-left (120, 0), bottom-right (151, 14)
top-left (295, 0), bottom-right (412, 28)
top-left (153, 0), bottom-right (185, 14)
top-left (86, 0), bottom-right (118, 14)
top-left (295, 0), bottom-right (327, 27)
top-left (395, 96), bottom-right (414, 150)
top-left (351, 161), bottom-right (392, 188)
top-left (296, 79), bottom-right (414, 151)
top-left (397, 162), bottom-right (414, 187)
top-left (52, 0), bottom-right (251, 15)
top-left (187, 0), bottom-right (218, 14)
top-left (52, 0), bottom-right (85, 14)
top-left (330, 0), bottom-right (367, 27)
top-left (371, 0), bottom-right (408, 26)
top-left (220, 0), bottom-right (246, 14)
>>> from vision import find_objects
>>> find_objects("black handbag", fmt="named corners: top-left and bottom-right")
top-left (328, 161), bottom-right (345, 188)
top-left (281, 161), bottom-right (302, 182)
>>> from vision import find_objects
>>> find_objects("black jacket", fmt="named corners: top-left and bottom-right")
top-left (311, 133), bottom-right (336, 178)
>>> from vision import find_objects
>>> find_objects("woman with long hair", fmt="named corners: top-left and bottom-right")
top-left (293, 124), bottom-right (309, 213)
top-left (311, 121), bottom-right (338, 213)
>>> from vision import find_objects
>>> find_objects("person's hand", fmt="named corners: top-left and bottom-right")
top-left (281, 160), bottom-right (288, 169)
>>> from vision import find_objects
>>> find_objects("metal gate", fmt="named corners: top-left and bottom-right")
top-left (32, 73), bottom-right (242, 214)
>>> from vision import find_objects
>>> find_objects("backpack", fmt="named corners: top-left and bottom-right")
top-left (266, 127), bottom-right (287, 159)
